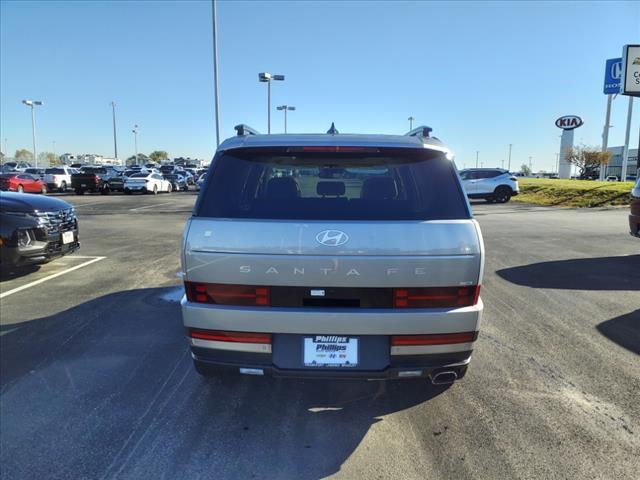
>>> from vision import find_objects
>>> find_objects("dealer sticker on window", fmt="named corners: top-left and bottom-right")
top-left (303, 335), bottom-right (358, 368)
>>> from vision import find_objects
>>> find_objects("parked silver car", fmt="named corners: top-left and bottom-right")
top-left (181, 125), bottom-right (485, 384)
top-left (459, 168), bottom-right (519, 203)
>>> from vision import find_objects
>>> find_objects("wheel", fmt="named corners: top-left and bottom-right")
top-left (183, 185), bottom-right (188, 191)
top-left (75, 188), bottom-right (84, 195)
top-left (167, 183), bottom-right (172, 193)
top-left (59, 181), bottom-right (67, 193)
top-left (100, 186), bottom-right (110, 195)
top-left (17, 185), bottom-right (24, 193)
top-left (152, 185), bottom-right (158, 195)
top-left (41, 185), bottom-right (47, 195)
top-left (494, 186), bottom-right (512, 203)
top-left (124, 188), bottom-right (131, 195)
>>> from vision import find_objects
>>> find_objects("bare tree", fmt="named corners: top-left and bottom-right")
top-left (564, 145), bottom-right (611, 179)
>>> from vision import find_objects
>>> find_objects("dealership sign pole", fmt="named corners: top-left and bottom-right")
top-left (601, 57), bottom-right (621, 180)
top-left (556, 115), bottom-right (583, 179)
top-left (619, 44), bottom-right (640, 179)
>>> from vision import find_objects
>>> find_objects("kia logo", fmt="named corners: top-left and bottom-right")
top-left (555, 115), bottom-right (583, 130)
top-left (316, 230), bottom-right (349, 246)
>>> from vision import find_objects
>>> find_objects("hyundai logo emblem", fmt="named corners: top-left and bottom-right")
top-left (315, 230), bottom-right (349, 246)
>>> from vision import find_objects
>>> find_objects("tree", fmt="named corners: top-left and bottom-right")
top-left (38, 152), bottom-right (60, 166)
top-left (149, 150), bottom-right (168, 163)
top-left (126, 153), bottom-right (150, 165)
top-left (520, 164), bottom-right (532, 176)
top-left (565, 145), bottom-right (611, 179)
top-left (15, 149), bottom-right (33, 161)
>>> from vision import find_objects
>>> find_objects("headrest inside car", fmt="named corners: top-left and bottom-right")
top-left (317, 181), bottom-right (346, 197)
top-left (265, 177), bottom-right (300, 199)
top-left (361, 177), bottom-right (398, 200)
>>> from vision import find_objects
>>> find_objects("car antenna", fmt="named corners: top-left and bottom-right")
top-left (326, 122), bottom-right (339, 134)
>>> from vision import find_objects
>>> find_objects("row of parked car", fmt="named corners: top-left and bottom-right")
top-left (0, 164), bottom-right (207, 196)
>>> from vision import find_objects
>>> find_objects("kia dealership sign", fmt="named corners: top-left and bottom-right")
top-left (555, 115), bottom-right (583, 130)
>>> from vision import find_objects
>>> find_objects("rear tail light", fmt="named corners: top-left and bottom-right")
top-left (287, 146), bottom-right (380, 153)
top-left (393, 285), bottom-right (480, 308)
top-left (391, 331), bottom-right (478, 346)
top-left (188, 329), bottom-right (271, 344)
top-left (184, 282), bottom-right (270, 306)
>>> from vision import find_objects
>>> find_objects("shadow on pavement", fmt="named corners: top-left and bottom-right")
top-left (596, 310), bottom-right (640, 355)
top-left (0, 264), bottom-right (40, 282)
top-left (496, 255), bottom-right (640, 291)
top-left (0, 287), bottom-right (448, 480)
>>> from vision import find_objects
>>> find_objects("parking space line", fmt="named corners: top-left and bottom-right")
top-left (0, 256), bottom-right (106, 299)
top-left (130, 202), bottom-right (172, 211)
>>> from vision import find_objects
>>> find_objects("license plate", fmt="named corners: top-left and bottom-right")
top-left (304, 336), bottom-right (358, 368)
top-left (81, 183), bottom-right (87, 187)
top-left (62, 231), bottom-right (74, 244)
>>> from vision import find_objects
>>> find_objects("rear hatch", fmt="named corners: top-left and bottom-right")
top-left (184, 147), bottom-right (482, 305)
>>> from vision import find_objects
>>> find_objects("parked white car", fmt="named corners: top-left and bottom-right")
top-left (124, 172), bottom-right (172, 195)
top-left (459, 168), bottom-right (520, 203)
top-left (44, 167), bottom-right (74, 192)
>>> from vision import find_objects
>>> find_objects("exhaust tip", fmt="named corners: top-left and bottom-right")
top-left (431, 370), bottom-right (458, 385)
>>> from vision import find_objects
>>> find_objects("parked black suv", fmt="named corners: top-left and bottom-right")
top-left (0, 192), bottom-right (79, 267)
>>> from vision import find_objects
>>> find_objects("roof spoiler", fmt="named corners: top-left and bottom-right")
top-left (234, 124), bottom-right (260, 136)
top-left (405, 126), bottom-right (433, 138)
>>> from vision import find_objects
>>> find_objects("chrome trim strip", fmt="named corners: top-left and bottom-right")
top-left (190, 337), bottom-right (272, 353)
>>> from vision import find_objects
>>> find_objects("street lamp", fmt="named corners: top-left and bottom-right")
top-left (408, 116), bottom-right (415, 130)
top-left (132, 124), bottom-right (139, 166)
top-left (110, 101), bottom-right (119, 162)
top-left (276, 105), bottom-right (296, 133)
top-left (259, 72), bottom-right (285, 134)
top-left (22, 99), bottom-right (43, 167)
top-left (476, 150), bottom-right (479, 168)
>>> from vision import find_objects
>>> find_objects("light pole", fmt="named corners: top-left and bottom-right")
top-left (259, 72), bottom-right (285, 134)
top-left (22, 99), bottom-right (43, 167)
top-left (211, 0), bottom-right (220, 146)
top-left (110, 101), bottom-right (118, 162)
top-left (276, 105), bottom-right (296, 133)
top-left (507, 143), bottom-right (512, 171)
top-left (132, 124), bottom-right (139, 166)
top-left (475, 151), bottom-right (479, 168)
top-left (408, 116), bottom-right (415, 130)
top-left (529, 156), bottom-right (533, 172)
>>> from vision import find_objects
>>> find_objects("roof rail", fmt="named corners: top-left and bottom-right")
top-left (405, 126), bottom-right (433, 138)
top-left (234, 124), bottom-right (260, 136)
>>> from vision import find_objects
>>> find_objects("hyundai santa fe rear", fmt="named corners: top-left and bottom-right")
top-left (181, 125), bottom-right (484, 384)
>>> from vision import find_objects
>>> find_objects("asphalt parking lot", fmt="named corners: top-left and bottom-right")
top-left (1, 193), bottom-right (638, 480)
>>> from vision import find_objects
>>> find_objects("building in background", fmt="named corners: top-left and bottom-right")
top-left (60, 153), bottom-right (77, 164)
top-left (76, 154), bottom-right (122, 166)
top-left (602, 147), bottom-right (639, 179)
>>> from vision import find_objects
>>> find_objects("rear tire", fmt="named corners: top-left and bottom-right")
top-left (124, 188), bottom-right (131, 195)
top-left (101, 186), bottom-right (110, 195)
top-left (59, 181), bottom-right (67, 193)
top-left (152, 185), bottom-right (158, 195)
top-left (167, 183), bottom-right (172, 193)
top-left (494, 186), bottom-right (512, 203)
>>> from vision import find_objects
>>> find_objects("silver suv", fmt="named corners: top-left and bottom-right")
top-left (459, 168), bottom-right (519, 203)
top-left (181, 125), bottom-right (484, 384)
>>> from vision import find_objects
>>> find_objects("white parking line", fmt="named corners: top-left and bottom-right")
top-left (0, 256), bottom-right (106, 299)
top-left (130, 202), bottom-right (172, 211)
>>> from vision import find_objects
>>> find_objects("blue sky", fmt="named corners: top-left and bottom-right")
top-left (1, 0), bottom-right (639, 171)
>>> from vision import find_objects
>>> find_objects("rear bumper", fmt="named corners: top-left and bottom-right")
top-left (182, 296), bottom-right (481, 379)
top-left (191, 346), bottom-right (471, 380)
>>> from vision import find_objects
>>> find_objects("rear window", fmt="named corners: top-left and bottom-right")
top-left (45, 168), bottom-right (65, 174)
top-left (80, 167), bottom-right (106, 174)
top-left (197, 148), bottom-right (469, 220)
top-left (130, 173), bottom-right (148, 178)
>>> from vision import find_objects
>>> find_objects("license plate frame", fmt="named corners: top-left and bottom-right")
top-left (303, 335), bottom-right (359, 368)
top-left (61, 231), bottom-right (74, 244)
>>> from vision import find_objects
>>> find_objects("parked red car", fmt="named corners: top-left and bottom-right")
top-left (0, 173), bottom-right (48, 194)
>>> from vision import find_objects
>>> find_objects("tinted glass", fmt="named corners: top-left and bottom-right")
top-left (197, 148), bottom-right (469, 220)
top-left (81, 167), bottom-right (107, 174)
top-left (45, 168), bottom-right (66, 174)
top-left (130, 173), bottom-right (148, 178)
